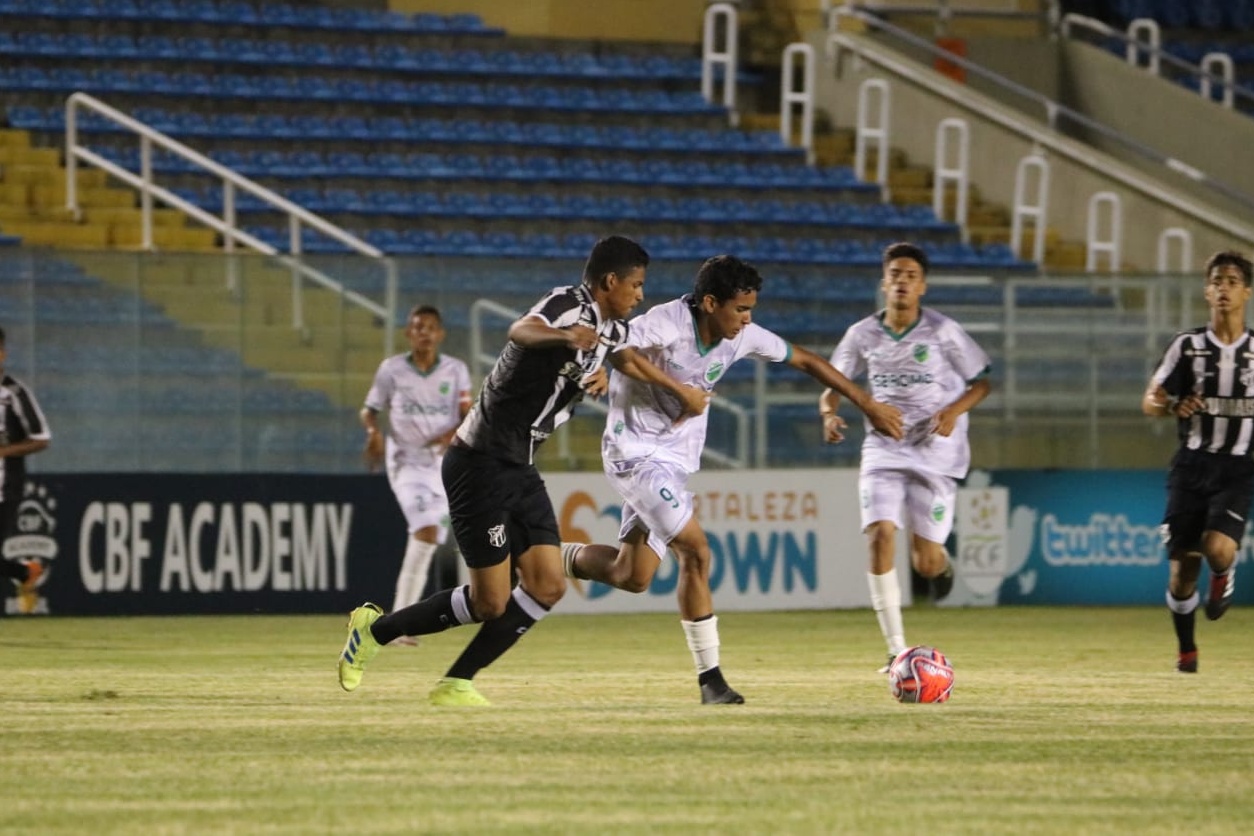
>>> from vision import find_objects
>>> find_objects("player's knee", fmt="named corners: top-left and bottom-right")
top-left (674, 547), bottom-right (711, 580)
top-left (525, 575), bottom-right (567, 608)
top-left (913, 546), bottom-right (948, 578)
top-left (469, 596), bottom-right (508, 621)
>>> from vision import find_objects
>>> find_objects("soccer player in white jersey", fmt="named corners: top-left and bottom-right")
top-left (1143, 250), bottom-right (1254, 673)
top-left (819, 242), bottom-right (991, 672)
top-left (562, 255), bottom-right (903, 703)
top-left (362, 305), bottom-right (472, 641)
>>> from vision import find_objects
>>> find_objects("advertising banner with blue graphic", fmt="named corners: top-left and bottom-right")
top-left (2, 474), bottom-right (408, 616)
top-left (943, 469), bottom-right (1254, 606)
top-left (547, 469), bottom-right (888, 613)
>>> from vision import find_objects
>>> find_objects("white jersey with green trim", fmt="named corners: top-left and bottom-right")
top-left (604, 296), bottom-right (790, 472)
top-left (831, 307), bottom-right (989, 478)
top-left (365, 352), bottom-right (471, 467)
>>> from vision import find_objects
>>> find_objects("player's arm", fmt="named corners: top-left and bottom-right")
top-left (818, 387), bottom-right (847, 444)
top-left (608, 346), bottom-right (710, 419)
top-left (1142, 381), bottom-right (1204, 418)
top-left (790, 345), bottom-right (903, 440)
top-left (932, 374), bottom-right (991, 437)
top-left (0, 437), bottom-right (48, 458)
top-left (509, 314), bottom-right (597, 351)
top-left (360, 406), bottom-right (385, 470)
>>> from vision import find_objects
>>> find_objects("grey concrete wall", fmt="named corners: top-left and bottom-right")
top-left (807, 29), bottom-right (1254, 273)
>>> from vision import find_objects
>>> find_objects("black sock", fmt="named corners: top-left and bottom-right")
top-left (698, 666), bottom-right (727, 688)
top-left (1170, 600), bottom-right (1197, 655)
top-left (446, 588), bottom-right (549, 681)
top-left (371, 585), bottom-right (475, 645)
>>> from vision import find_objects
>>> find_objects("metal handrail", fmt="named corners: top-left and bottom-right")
top-left (469, 298), bottom-right (750, 469)
top-left (823, 12), bottom-right (1254, 248)
top-left (1059, 13), bottom-right (1254, 113)
top-left (64, 92), bottom-right (397, 355)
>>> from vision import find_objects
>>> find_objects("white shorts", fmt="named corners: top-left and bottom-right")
top-left (604, 458), bottom-right (693, 561)
top-left (858, 467), bottom-right (957, 544)
top-left (386, 459), bottom-right (450, 543)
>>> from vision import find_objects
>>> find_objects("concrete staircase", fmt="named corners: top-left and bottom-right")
top-left (63, 252), bottom-right (401, 408)
top-left (741, 112), bottom-right (1088, 271)
top-left (0, 129), bottom-right (217, 251)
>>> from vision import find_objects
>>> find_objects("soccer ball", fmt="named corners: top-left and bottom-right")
top-left (888, 646), bottom-right (954, 704)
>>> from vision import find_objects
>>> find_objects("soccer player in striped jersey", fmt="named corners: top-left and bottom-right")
top-left (1143, 249), bottom-right (1254, 673)
top-left (0, 325), bottom-right (51, 613)
top-left (337, 236), bottom-right (710, 705)
top-left (361, 305), bottom-right (472, 639)
top-left (819, 242), bottom-right (991, 673)
top-left (561, 255), bottom-right (903, 703)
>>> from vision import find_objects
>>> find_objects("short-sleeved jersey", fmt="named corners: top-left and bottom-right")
top-left (832, 307), bottom-right (989, 478)
top-left (364, 352), bottom-right (471, 467)
top-left (0, 373), bottom-right (50, 502)
top-left (456, 284), bottom-right (629, 465)
top-left (603, 296), bottom-right (790, 472)
top-left (1151, 326), bottom-right (1254, 456)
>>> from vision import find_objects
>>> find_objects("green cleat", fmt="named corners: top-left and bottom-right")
top-left (428, 677), bottom-right (491, 707)
top-left (338, 603), bottom-right (383, 692)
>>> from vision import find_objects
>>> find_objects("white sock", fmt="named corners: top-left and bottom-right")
top-left (682, 615), bottom-right (721, 674)
top-left (1166, 589), bottom-right (1199, 614)
top-left (560, 542), bottom-right (585, 579)
top-left (392, 538), bottom-right (437, 612)
top-left (868, 569), bottom-right (906, 655)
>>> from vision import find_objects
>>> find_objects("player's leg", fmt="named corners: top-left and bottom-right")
top-left (1161, 459), bottom-right (1206, 672)
top-left (432, 473), bottom-right (567, 706)
top-left (861, 470), bottom-right (908, 671)
top-left (387, 464), bottom-right (448, 614)
top-left (1199, 461), bottom-right (1253, 621)
top-left (339, 445), bottom-right (509, 692)
top-left (905, 471), bottom-right (958, 602)
top-left (668, 516), bottom-right (743, 704)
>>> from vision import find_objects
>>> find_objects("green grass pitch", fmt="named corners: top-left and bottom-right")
top-left (3, 606), bottom-right (1253, 834)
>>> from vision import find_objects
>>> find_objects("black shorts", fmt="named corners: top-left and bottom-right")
top-left (441, 443), bottom-right (560, 569)
top-left (1162, 448), bottom-right (1254, 551)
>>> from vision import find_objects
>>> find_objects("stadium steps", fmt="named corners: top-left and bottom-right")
top-left (0, 128), bottom-right (217, 250)
top-left (66, 252), bottom-right (395, 406)
top-left (742, 111), bottom-right (1090, 271)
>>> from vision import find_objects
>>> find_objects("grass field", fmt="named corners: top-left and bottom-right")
top-left (4, 606), bottom-right (1253, 834)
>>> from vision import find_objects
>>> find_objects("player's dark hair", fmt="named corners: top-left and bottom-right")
top-left (407, 304), bottom-right (442, 323)
top-left (583, 236), bottom-right (650, 290)
top-left (882, 241), bottom-right (929, 275)
top-left (1205, 250), bottom-right (1253, 286)
top-left (692, 255), bottom-right (763, 304)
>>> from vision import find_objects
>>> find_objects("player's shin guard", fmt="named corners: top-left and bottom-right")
top-left (682, 614), bottom-right (721, 675)
top-left (1166, 589), bottom-right (1199, 656)
top-left (868, 569), bottom-right (906, 656)
top-left (445, 586), bottom-right (550, 681)
top-left (371, 583), bottom-right (477, 645)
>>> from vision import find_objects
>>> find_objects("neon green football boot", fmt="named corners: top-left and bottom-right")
top-left (338, 603), bottom-right (383, 692)
top-left (428, 677), bottom-right (490, 707)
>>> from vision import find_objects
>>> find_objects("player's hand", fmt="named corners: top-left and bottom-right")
top-left (671, 384), bottom-right (711, 425)
top-left (822, 414), bottom-right (847, 443)
top-left (866, 401), bottom-right (904, 440)
top-left (564, 324), bottom-right (599, 352)
top-left (930, 409), bottom-right (958, 437)
top-left (581, 366), bottom-right (610, 398)
top-left (1172, 393), bottom-right (1205, 418)
top-left (363, 429), bottom-right (384, 471)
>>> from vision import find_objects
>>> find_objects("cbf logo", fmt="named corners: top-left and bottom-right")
top-left (4, 481), bottom-right (58, 615)
top-left (913, 344), bottom-right (930, 363)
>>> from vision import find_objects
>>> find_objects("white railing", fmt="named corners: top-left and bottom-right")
top-left (701, 2), bottom-right (740, 126)
top-left (1059, 13), bottom-right (1254, 114)
top-left (824, 10), bottom-right (1254, 249)
top-left (780, 42), bottom-right (817, 165)
top-left (469, 298), bottom-right (750, 468)
top-left (64, 92), bottom-right (398, 356)
top-left (821, 0), bottom-right (1060, 34)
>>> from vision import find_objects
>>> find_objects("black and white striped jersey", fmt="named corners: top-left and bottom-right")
top-left (1152, 326), bottom-right (1254, 456)
top-left (455, 284), bottom-right (629, 465)
top-left (0, 373), bottom-right (51, 502)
